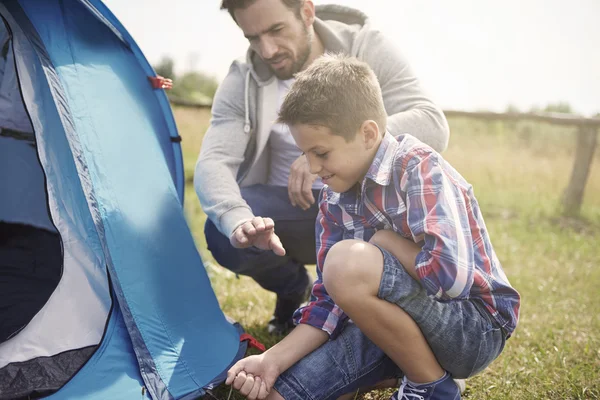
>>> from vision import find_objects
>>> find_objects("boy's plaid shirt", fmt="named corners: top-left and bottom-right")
top-left (294, 133), bottom-right (521, 339)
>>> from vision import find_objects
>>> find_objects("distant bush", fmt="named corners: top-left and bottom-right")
top-left (529, 101), bottom-right (574, 114)
top-left (542, 101), bottom-right (573, 114)
top-left (153, 56), bottom-right (217, 105)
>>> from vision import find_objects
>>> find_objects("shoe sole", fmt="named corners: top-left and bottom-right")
top-left (454, 378), bottom-right (466, 394)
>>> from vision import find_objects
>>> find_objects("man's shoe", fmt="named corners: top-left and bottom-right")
top-left (267, 286), bottom-right (311, 336)
top-left (390, 373), bottom-right (461, 400)
top-left (267, 317), bottom-right (295, 336)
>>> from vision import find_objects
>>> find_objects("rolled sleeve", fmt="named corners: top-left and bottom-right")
top-left (293, 195), bottom-right (348, 338)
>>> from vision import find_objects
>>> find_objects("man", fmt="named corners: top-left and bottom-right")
top-left (194, 0), bottom-right (450, 335)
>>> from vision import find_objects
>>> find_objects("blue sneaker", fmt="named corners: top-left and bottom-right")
top-left (390, 373), bottom-right (461, 400)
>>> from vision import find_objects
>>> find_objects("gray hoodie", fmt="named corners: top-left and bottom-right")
top-left (195, 5), bottom-right (450, 238)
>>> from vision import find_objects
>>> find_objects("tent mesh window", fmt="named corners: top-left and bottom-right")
top-left (0, 20), bottom-right (62, 347)
top-left (0, 18), bottom-right (73, 399)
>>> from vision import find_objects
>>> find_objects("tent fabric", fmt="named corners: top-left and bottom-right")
top-left (0, 1), bottom-right (112, 372)
top-left (44, 306), bottom-right (248, 400)
top-left (0, 0), bottom-right (246, 398)
top-left (44, 304), bottom-right (152, 400)
top-left (82, 0), bottom-right (185, 201)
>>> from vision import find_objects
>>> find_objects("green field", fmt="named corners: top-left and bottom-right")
top-left (174, 106), bottom-right (600, 400)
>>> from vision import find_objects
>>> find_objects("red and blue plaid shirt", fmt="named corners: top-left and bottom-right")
top-left (294, 133), bottom-right (520, 339)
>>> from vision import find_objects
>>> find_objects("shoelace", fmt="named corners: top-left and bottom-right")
top-left (395, 377), bottom-right (428, 400)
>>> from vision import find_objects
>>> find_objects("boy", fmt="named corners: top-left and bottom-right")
top-left (225, 54), bottom-right (520, 400)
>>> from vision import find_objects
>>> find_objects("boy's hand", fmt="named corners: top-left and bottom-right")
top-left (226, 354), bottom-right (280, 399)
top-left (230, 217), bottom-right (286, 256)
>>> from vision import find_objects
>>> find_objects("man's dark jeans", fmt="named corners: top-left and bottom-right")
top-left (204, 184), bottom-right (320, 299)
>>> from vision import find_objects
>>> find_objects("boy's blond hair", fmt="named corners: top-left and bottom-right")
top-left (278, 53), bottom-right (387, 141)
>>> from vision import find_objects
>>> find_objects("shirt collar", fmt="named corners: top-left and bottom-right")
top-left (363, 131), bottom-right (398, 187)
top-left (327, 132), bottom-right (398, 207)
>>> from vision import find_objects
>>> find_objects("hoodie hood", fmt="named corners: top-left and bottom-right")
top-left (244, 4), bottom-right (370, 84)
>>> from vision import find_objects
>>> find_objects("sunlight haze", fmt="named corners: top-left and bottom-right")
top-left (103, 0), bottom-right (600, 116)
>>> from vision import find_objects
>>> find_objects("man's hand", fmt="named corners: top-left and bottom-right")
top-left (226, 354), bottom-right (280, 400)
top-left (230, 217), bottom-right (286, 256)
top-left (288, 154), bottom-right (317, 210)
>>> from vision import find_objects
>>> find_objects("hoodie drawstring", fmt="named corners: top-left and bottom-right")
top-left (244, 69), bottom-right (251, 134)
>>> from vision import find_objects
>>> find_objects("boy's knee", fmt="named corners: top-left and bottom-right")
top-left (323, 240), bottom-right (383, 302)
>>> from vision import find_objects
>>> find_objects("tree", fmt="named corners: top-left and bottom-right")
top-left (153, 57), bottom-right (175, 80)
top-left (152, 56), bottom-right (218, 104)
top-left (543, 102), bottom-right (573, 114)
top-left (171, 71), bottom-right (218, 103)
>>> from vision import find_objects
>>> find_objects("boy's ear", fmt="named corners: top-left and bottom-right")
top-left (360, 120), bottom-right (380, 149)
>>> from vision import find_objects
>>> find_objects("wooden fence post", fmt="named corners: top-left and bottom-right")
top-left (562, 126), bottom-right (599, 216)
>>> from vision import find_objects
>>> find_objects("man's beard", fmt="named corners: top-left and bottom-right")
top-left (271, 26), bottom-right (312, 80)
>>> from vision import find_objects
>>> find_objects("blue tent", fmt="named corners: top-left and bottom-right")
top-left (0, 0), bottom-right (246, 398)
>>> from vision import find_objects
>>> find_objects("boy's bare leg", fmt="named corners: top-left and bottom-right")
top-left (322, 240), bottom-right (445, 384)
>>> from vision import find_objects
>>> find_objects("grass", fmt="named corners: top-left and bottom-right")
top-left (173, 106), bottom-right (600, 400)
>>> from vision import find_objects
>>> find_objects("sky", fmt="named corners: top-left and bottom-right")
top-left (103, 0), bottom-right (600, 116)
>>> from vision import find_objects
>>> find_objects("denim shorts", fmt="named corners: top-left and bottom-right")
top-left (273, 246), bottom-right (506, 400)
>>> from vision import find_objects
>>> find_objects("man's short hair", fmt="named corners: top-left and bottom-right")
top-left (278, 54), bottom-right (387, 141)
top-left (221, 0), bottom-right (303, 21)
